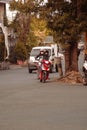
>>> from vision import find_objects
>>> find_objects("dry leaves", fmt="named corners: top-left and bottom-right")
top-left (56, 71), bottom-right (83, 84)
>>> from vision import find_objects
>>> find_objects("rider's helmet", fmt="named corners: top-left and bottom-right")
top-left (44, 49), bottom-right (49, 56)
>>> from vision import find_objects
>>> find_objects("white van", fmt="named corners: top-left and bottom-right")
top-left (28, 46), bottom-right (55, 73)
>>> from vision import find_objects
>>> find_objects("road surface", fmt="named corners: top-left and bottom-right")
top-left (0, 67), bottom-right (87, 130)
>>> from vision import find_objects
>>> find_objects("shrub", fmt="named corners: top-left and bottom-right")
top-left (14, 41), bottom-right (27, 62)
top-left (0, 34), bottom-right (5, 61)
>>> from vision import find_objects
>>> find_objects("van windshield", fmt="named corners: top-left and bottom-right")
top-left (30, 49), bottom-right (40, 56)
top-left (30, 49), bottom-right (51, 56)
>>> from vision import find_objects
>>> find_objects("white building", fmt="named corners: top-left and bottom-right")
top-left (6, 4), bottom-right (17, 23)
top-left (0, 0), bottom-right (17, 58)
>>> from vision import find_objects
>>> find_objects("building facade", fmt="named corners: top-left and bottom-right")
top-left (0, 0), bottom-right (14, 58)
top-left (0, 2), bottom-right (5, 24)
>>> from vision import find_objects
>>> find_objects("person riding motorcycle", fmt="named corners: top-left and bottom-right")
top-left (43, 50), bottom-right (50, 80)
top-left (35, 49), bottom-right (45, 59)
top-left (35, 49), bottom-right (49, 60)
top-left (35, 49), bottom-right (45, 79)
top-left (35, 49), bottom-right (49, 79)
top-left (44, 49), bottom-right (49, 60)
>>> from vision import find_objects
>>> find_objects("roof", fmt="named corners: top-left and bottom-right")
top-left (0, 0), bottom-right (12, 3)
top-left (43, 36), bottom-right (54, 44)
top-left (32, 46), bottom-right (53, 50)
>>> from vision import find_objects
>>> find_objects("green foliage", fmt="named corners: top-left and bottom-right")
top-left (77, 0), bottom-right (87, 32)
top-left (9, 46), bottom-right (16, 63)
top-left (10, 0), bottom-right (40, 14)
top-left (31, 17), bottom-right (52, 44)
top-left (9, 0), bottom-right (52, 50)
top-left (41, 0), bottom-right (87, 45)
top-left (3, 16), bottom-right (9, 27)
top-left (0, 34), bottom-right (5, 61)
top-left (14, 41), bottom-right (27, 61)
top-left (27, 31), bottom-right (38, 46)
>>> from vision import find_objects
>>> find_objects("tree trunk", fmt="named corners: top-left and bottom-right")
top-left (65, 43), bottom-right (78, 73)
top-left (64, 46), bottom-right (70, 73)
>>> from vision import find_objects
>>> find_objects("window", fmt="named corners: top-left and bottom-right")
top-left (30, 49), bottom-right (40, 56)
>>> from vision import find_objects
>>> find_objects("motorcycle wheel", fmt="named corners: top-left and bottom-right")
top-left (42, 71), bottom-right (46, 83)
top-left (40, 79), bottom-right (42, 82)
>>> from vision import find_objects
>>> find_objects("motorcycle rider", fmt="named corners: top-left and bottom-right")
top-left (35, 49), bottom-right (49, 79)
top-left (44, 49), bottom-right (50, 80)
top-left (35, 49), bottom-right (45, 60)
top-left (36, 49), bottom-right (49, 60)
top-left (35, 49), bottom-right (45, 79)
top-left (44, 49), bottom-right (49, 60)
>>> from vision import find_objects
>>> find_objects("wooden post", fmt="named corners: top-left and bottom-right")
top-left (54, 57), bottom-right (63, 77)
top-left (84, 32), bottom-right (87, 57)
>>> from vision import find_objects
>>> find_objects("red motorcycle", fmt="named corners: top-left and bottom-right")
top-left (39, 59), bottom-right (51, 83)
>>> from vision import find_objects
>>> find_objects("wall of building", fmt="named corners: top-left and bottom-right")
top-left (6, 3), bottom-right (17, 23)
top-left (0, 3), bottom-right (5, 24)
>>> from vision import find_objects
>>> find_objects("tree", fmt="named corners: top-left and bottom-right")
top-left (0, 33), bottom-right (5, 61)
top-left (14, 41), bottom-right (27, 61)
top-left (31, 17), bottom-right (51, 45)
top-left (9, 0), bottom-right (50, 53)
top-left (40, 0), bottom-right (87, 73)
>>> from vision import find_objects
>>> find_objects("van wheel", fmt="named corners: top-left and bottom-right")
top-left (55, 64), bottom-right (58, 72)
top-left (28, 68), bottom-right (32, 73)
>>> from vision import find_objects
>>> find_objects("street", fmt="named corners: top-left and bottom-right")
top-left (0, 67), bottom-right (87, 130)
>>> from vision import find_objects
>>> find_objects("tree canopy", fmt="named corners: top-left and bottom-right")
top-left (9, 0), bottom-right (87, 71)
top-left (40, 0), bottom-right (87, 44)
top-left (9, 0), bottom-right (50, 47)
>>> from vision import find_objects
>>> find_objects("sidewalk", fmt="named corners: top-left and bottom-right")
top-left (0, 62), bottom-right (27, 71)
top-left (9, 64), bottom-right (24, 70)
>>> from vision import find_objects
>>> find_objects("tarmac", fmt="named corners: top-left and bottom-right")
top-left (0, 63), bottom-right (25, 71)
top-left (9, 64), bottom-right (26, 70)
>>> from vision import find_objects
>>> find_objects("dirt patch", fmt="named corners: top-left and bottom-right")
top-left (55, 71), bottom-right (83, 85)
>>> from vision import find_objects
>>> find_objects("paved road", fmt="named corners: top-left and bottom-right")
top-left (0, 67), bottom-right (87, 130)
